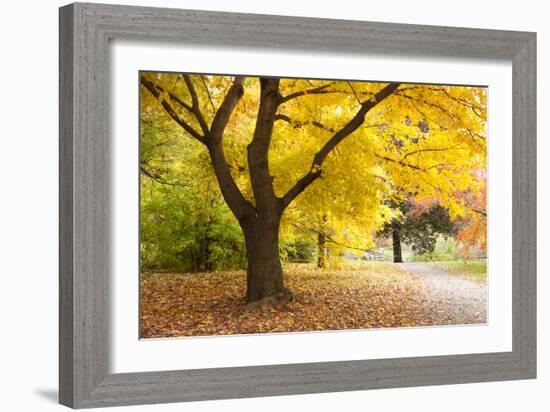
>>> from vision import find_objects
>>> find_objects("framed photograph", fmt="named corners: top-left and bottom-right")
top-left (59, 2), bottom-right (536, 408)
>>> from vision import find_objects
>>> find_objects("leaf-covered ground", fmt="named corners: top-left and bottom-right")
top-left (140, 262), bottom-right (445, 338)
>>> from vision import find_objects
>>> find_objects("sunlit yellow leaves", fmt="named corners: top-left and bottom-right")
top-left (141, 73), bottom-right (487, 253)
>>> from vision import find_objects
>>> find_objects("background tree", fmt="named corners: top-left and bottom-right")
top-left (380, 199), bottom-right (456, 263)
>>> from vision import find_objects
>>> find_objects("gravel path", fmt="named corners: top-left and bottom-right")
top-left (398, 262), bottom-right (487, 326)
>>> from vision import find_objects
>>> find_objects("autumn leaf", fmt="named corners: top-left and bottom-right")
top-left (140, 262), bottom-right (439, 338)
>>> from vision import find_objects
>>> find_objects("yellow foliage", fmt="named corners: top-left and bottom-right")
top-left (140, 73), bottom-right (486, 250)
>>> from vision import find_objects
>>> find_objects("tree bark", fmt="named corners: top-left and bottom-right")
top-left (317, 231), bottom-right (329, 268)
top-left (241, 78), bottom-right (293, 305)
top-left (241, 213), bottom-right (290, 304)
top-left (392, 226), bottom-right (403, 263)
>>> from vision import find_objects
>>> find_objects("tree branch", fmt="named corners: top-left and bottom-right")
top-left (281, 169), bottom-right (323, 209)
top-left (140, 76), bottom-right (205, 143)
top-left (275, 114), bottom-right (336, 133)
top-left (471, 208), bottom-right (487, 217)
top-left (347, 81), bottom-right (362, 105)
top-left (183, 74), bottom-right (210, 134)
top-left (401, 145), bottom-right (465, 161)
top-left (248, 77), bottom-right (281, 211)
top-left (289, 222), bottom-right (371, 253)
top-left (276, 114), bottom-right (386, 134)
top-left (326, 236), bottom-right (370, 253)
top-left (200, 75), bottom-right (216, 115)
top-left (374, 153), bottom-right (421, 170)
top-left (205, 77), bottom-right (255, 222)
top-left (140, 165), bottom-right (188, 187)
top-left (281, 82), bottom-right (401, 208)
top-left (279, 83), bottom-right (334, 104)
top-left (167, 90), bottom-right (193, 113)
top-left (396, 91), bottom-right (461, 123)
top-left (209, 77), bottom-right (245, 143)
top-left (420, 86), bottom-right (485, 119)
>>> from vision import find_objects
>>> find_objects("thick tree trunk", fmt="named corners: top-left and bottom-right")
top-left (240, 77), bottom-right (293, 307)
top-left (242, 214), bottom-right (290, 305)
top-left (392, 226), bottom-right (403, 263)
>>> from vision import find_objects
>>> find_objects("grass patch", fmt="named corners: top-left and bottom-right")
top-left (433, 260), bottom-right (487, 283)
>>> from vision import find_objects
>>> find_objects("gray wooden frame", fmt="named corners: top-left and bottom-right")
top-left (59, 2), bottom-right (536, 408)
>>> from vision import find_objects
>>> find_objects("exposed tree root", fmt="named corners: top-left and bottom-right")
top-left (243, 287), bottom-right (293, 312)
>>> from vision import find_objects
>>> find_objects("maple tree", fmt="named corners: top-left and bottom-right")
top-left (140, 73), bottom-right (487, 305)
